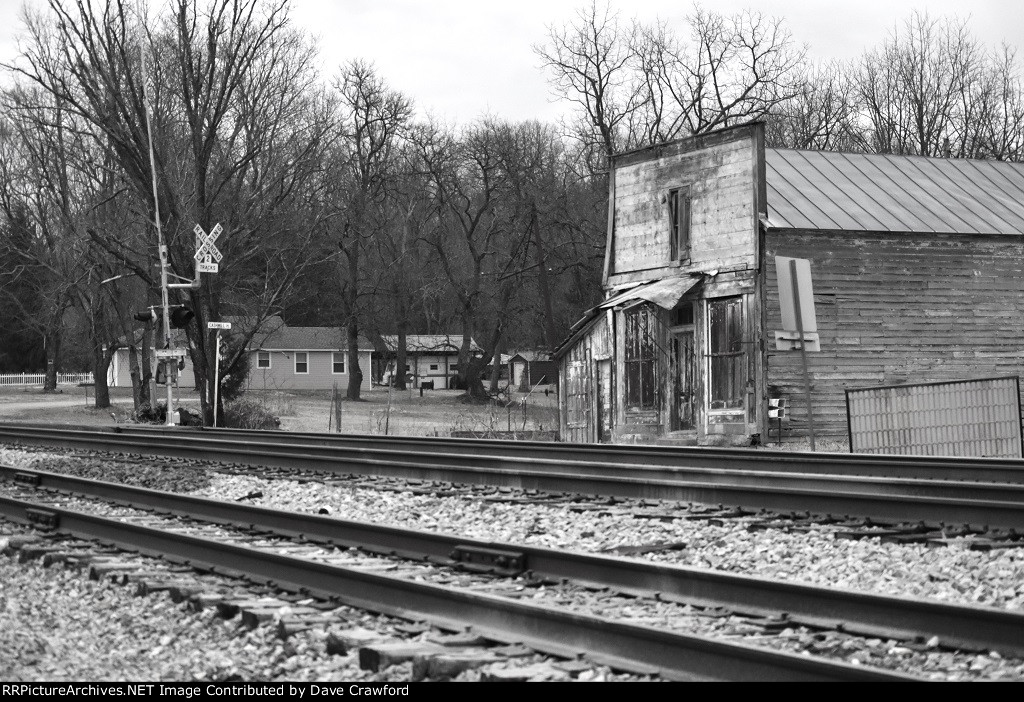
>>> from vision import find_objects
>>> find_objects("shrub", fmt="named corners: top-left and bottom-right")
top-left (222, 397), bottom-right (280, 429)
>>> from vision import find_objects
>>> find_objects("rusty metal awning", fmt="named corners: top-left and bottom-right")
top-left (599, 276), bottom-right (701, 310)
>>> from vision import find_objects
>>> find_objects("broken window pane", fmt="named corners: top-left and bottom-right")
top-left (708, 297), bottom-right (744, 410)
top-left (624, 305), bottom-right (658, 411)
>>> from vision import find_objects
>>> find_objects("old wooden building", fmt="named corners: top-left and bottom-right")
top-left (555, 122), bottom-right (1024, 445)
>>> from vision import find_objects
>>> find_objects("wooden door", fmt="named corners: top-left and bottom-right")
top-left (671, 331), bottom-right (696, 430)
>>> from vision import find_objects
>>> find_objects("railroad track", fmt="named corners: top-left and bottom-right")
top-left (3, 423), bottom-right (1024, 529)
top-left (3, 462), bottom-right (1024, 674)
top-left (0, 471), bottom-right (919, 682)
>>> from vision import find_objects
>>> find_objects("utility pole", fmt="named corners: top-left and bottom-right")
top-left (141, 45), bottom-right (175, 426)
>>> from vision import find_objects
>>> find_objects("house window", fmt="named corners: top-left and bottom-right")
top-left (257, 351), bottom-right (270, 369)
top-left (624, 304), bottom-right (658, 411)
top-left (295, 352), bottom-right (308, 374)
top-left (450, 364), bottom-right (459, 371)
top-left (667, 188), bottom-right (691, 261)
top-left (332, 352), bottom-right (345, 374)
top-left (429, 364), bottom-right (438, 371)
top-left (708, 297), bottom-right (745, 410)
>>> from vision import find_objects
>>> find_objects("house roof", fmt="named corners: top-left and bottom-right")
top-left (380, 334), bottom-right (480, 354)
top-left (253, 324), bottom-right (373, 352)
top-left (765, 148), bottom-right (1024, 235)
top-left (509, 350), bottom-right (552, 363)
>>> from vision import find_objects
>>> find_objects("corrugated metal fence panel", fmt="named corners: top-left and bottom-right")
top-left (846, 377), bottom-right (1022, 457)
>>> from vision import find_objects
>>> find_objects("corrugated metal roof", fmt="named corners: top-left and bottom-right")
top-left (766, 149), bottom-right (1024, 235)
top-left (598, 275), bottom-right (702, 310)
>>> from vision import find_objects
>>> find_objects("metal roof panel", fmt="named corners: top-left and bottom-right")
top-left (765, 149), bottom-right (1024, 235)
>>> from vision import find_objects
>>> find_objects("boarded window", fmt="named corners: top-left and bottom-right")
top-left (332, 352), bottom-right (345, 374)
top-left (295, 352), bottom-right (308, 374)
top-left (708, 297), bottom-right (744, 410)
top-left (257, 351), bottom-right (270, 369)
top-left (624, 305), bottom-right (658, 411)
top-left (667, 188), bottom-right (691, 261)
top-left (566, 359), bottom-right (590, 428)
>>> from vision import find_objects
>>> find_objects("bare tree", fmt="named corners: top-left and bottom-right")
top-left (537, 2), bottom-right (805, 166)
top-left (854, 11), bottom-right (979, 156)
top-left (765, 61), bottom-right (860, 151)
top-left (8, 0), bottom-right (336, 421)
top-left (333, 59), bottom-right (413, 400)
top-left (535, 0), bottom-right (642, 167)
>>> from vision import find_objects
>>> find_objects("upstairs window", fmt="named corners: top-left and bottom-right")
top-left (624, 304), bottom-right (659, 411)
top-left (332, 352), bottom-right (345, 374)
top-left (667, 188), bottom-right (691, 262)
top-left (294, 352), bottom-right (308, 374)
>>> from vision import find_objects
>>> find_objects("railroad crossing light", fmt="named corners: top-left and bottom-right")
top-left (769, 397), bottom-right (787, 419)
top-left (133, 309), bottom-right (157, 324)
top-left (169, 305), bottom-right (194, 329)
top-left (155, 362), bottom-right (167, 385)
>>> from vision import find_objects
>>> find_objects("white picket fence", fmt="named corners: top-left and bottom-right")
top-left (0, 372), bottom-right (95, 387)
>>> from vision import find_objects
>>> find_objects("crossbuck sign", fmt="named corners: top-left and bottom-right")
top-left (194, 223), bottom-right (223, 273)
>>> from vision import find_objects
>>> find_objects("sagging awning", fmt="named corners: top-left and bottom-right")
top-left (599, 275), bottom-right (702, 310)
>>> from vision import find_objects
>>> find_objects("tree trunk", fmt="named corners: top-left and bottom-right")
top-left (91, 344), bottom-right (112, 409)
top-left (531, 204), bottom-right (558, 349)
top-left (128, 345), bottom-right (145, 414)
top-left (395, 325), bottom-right (408, 391)
top-left (43, 329), bottom-right (61, 392)
top-left (142, 324), bottom-right (155, 411)
top-left (489, 341), bottom-right (501, 395)
top-left (347, 319), bottom-right (362, 400)
top-left (346, 243), bottom-right (362, 400)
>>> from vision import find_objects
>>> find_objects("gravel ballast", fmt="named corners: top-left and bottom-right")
top-left (4, 444), bottom-right (1024, 681)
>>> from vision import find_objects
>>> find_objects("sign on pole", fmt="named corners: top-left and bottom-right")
top-left (193, 223), bottom-right (223, 272)
top-left (207, 321), bottom-right (232, 330)
top-left (775, 256), bottom-right (820, 352)
top-left (774, 256), bottom-right (819, 451)
top-left (154, 348), bottom-right (187, 359)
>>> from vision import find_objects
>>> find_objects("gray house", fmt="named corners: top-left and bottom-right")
top-left (110, 318), bottom-right (373, 392)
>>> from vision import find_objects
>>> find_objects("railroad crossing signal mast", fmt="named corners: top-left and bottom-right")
top-left (141, 46), bottom-right (221, 425)
top-left (140, 46), bottom-right (177, 426)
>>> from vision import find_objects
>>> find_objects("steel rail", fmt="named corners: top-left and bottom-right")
top-left (6, 463), bottom-right (1024, 658)
top-left (5, 424), bottom-right (1024, 527)
top-left (0, 494), bottom-right (914, 682)
top-left (10, 421), bottom-right (1024, 484)
top-left (112, 424), bottom-right (1024, 483)
top-left (3, 425), bottom-right (1024, 529)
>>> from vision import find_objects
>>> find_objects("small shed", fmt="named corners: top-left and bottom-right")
top-left (508, 351), bottom-right (558, 390)
top-left (379, 335), bottom-right (481, 389)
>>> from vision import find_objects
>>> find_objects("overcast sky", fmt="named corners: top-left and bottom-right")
top-left (1, 0), bottom-right (1022, 124)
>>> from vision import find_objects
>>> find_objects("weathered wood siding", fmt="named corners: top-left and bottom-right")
top-left (558, 313), bottom-right (612, 443)
top-left (608, 124), bottom-right (762, 287)
top-left (764, 231), bottom-right (1024, 438)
